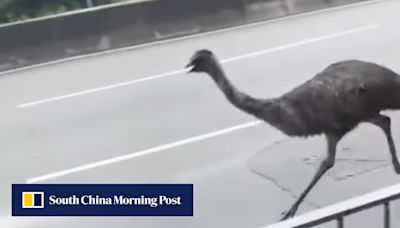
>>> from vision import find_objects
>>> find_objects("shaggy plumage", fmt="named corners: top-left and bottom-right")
top-left (186, 49), bottom-right (400, 220)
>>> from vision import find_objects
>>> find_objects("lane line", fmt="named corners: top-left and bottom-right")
top-left (19, 69), bottom-right (185, 108)
top-left (19, 24), bottom-right (380, 108)
top-left (26, 120), bottom-right (265, 183)
top-left (221, 24), bottom-right (379, 63)
top-left (1, 0), bottom-right (385, 77)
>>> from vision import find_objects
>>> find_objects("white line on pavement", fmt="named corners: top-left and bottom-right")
top-left (27, 120), bottom-right (266, 183)
top-left (18, 24), bottom-right (380, 108)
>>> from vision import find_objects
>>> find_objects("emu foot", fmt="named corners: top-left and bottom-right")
top-left (393, 163), bottom-right (400, 174)
top-left (280, 207), bottom-right (297, 221)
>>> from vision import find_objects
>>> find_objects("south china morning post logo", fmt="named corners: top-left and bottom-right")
top-left (48, 194), bottom-right (181, 207)
top-left (12, 184), bottom-right (193, 216)
top-left (22, 192), bottom-right (44, 209)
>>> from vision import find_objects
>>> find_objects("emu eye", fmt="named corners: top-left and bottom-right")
top-left (351, 85), bottom-right (366, 94)
top-left (193, 58), bottom-right (205, 66)
top-left (357, 85), bottom-right (366, 94)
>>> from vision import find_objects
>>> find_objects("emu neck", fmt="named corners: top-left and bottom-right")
top-left (206, 62), bottom-right (268, 117)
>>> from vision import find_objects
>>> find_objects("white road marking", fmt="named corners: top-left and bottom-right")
top-left (27, 120), bottom-right (266, 183)
top-left (221, 24), bottom-right (380, 63)
top-left (18, 69), bottom-right (185, 108)
top-left (18, 24), bottom-right (380, 108)
top-left (0, 216), bottom-right (53, 227)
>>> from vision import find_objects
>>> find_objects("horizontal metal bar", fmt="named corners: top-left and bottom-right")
top-left (262, 183), bottom-right (400, 228)
top-left (0, 0), bottom-right (154, 28)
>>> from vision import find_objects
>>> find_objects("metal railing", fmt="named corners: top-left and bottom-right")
top-left (262, 183), bottom-right (400, 228)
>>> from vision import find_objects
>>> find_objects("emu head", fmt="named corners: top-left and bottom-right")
top-left (185, 49), bottom-right (217, 74)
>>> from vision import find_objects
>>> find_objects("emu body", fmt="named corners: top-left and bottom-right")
top-left (186, 50), bottom-right (400, 220)
top-left (264, 60), bottom-right (400, 136)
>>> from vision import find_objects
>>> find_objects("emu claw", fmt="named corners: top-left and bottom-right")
top-left (280, 208), bottom-right (296, 221)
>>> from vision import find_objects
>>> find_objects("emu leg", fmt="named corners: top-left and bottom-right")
top-left (368, 114), bottom-right (400, 174)
top-left (281, 133), bottom-right (341, 220)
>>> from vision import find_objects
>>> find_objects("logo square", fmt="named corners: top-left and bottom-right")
top-left (22, 192), bottom-right (44, 209)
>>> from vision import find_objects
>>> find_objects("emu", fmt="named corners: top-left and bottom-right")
top-left (185, 49), bottom-right (400, 220)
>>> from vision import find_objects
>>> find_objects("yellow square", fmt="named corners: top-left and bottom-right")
top-left (23, 193), bottom-right (33, 207)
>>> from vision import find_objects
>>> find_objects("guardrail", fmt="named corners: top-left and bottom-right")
top-left (0, 0), bottom-right (369, 73)
top-left (262, 183), bottom-right (400, 228)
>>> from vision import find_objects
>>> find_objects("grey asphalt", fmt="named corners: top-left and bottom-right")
top-left (2, 0), bottom-right (400, 227)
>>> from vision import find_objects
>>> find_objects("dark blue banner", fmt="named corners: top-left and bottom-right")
top-left (12, 184), bottom-right (193, 216)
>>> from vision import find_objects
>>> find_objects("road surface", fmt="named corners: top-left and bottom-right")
top-left (2, 0), bottom-right (400, 227)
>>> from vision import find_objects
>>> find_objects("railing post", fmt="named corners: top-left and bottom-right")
top-left (384, 202), bottom-right (390, 228)
top-left (86, 0), bottom-right (94, 7)
top-left (337, 217), bottom-right (344, 228)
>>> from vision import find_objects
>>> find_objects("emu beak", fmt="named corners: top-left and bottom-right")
top-left (185, 62), bottom-right (194, 74)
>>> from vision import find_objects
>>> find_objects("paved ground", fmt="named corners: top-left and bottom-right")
top-left (2, 0), bottom-right (400, 227)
